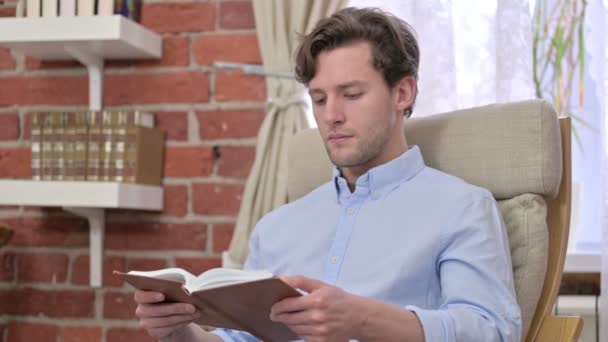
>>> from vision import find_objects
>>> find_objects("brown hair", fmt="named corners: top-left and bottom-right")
top-left (295, 7), bottom-right (420, 117)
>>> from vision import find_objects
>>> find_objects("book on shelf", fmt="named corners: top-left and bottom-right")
top-left (42, 0), bottom-right (58, 17)
top-left (51, 112), bottom-right (66, 180)
top-left (60, 0), bottom-right (75, 16)
top-left (86, 111), bottom-right (103, 181)
top-left (26, 0), bottom-right (40, 17)
top-left (114, 267), bottom-right (302, 342)
top-left (63, 112), bottom-right (77, 180)
top-left (97, 0), bottom-right (115, 15)
top-left (30, 113), bottom-right (43, 181)
top-left (73, 112), bottom-right (89, 181)
top-left (40, 113), bottom-right (53, 180)
top-left (100, 111), bottom-right (113, 181)
top-left (77, 0), bottom-right (94, 16)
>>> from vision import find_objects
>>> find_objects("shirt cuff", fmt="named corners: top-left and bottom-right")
top-left (405, 305), bottom-right (449, 342)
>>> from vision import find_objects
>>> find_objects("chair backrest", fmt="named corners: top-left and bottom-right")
top-left (286, 100), bottom-right (570, 341)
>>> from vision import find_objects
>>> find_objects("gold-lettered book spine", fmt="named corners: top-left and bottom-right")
top-left (63, 112), bottom-right (77, 181)
top-left (100, 111), bottom-right (113, 182)
top-left (86, 111), bottom-right (103, 181)
top-left (30, 113), bottom-right (43, 181)
top-left (112, 111), bottom-right (127, 182)
top-left (51, 112), bottom-right (65, 181)
top-left (41, 113), bottom-right (53, 180)
top-left (74, 112), bottom-right (89, 181)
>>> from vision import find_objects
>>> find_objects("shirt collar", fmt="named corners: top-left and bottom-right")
top-left (332, 145), bottom-right (425, 202)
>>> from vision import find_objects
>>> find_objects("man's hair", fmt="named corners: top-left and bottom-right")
top-left (294, 7), bottom-right (420, 117)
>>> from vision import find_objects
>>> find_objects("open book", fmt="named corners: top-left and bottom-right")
top-left (114, 267), bottom-right (302, 342)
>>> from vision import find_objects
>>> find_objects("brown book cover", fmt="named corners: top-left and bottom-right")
top-left (30, 113), bottom-right (43, 181)
top-left (122, 126), bottom-right (163, 185)
top-left (52, 113), bottom-right (66, 180)
top-left (114, 270), bottom-right (301, 342)
top-left (100, 111), bottom-right (114, 181)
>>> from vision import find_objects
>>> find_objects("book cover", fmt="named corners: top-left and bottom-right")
top-left (30, 113), bottom-right (43, 181)
top-left (26, 0), bottom-right (40, 17)
top-left (73, 112), bottom-right (89, 181)
top-left (41, 113), bottom-right (53, 180)
top-left (122, 126), bottom-right (163, 185)
top-left (42, 0), bottom-right (58, 16)
top-left (111, 111), bottom-right (127, 182)
top-left (86, 111), bottom-right (103, 181)
top-left (60, 0), bottom-right (75, 16)
top-left (114, 268), bottom-right (302, 342)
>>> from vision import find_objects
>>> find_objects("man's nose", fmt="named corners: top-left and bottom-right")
top-left (322, 96), bottom-right (345, 125)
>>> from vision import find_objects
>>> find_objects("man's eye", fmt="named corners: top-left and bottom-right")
top-left (313, 98), bottom-right (326, 105)
top-left (344, 93), bottom-right (363, 99)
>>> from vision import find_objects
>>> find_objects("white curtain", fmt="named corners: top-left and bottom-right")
top-left (223, 0), bottom-right (347, 268)
top-left (348, 0), bottom-right (536, 117)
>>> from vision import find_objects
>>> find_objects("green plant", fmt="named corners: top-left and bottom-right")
top-left (532, 0), bottom-right (590, 147)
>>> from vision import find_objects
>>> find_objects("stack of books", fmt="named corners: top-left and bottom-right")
top-left (18, 0), bottom-right (142, 21)
top-left (30, 111), bottom-right (163, 185)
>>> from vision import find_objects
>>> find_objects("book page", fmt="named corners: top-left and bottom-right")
top-left (188, 268), bottom-right (273, 291)
top-left (128, 268), bottom-right (195, 285)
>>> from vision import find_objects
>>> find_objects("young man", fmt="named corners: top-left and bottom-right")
top-left (134, 7), bottom-right (522, 342)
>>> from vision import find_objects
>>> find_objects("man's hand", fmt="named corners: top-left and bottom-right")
top-left (134, 290), bottom-right (201, 340)
top-left (269, 276), bottom-right (367, 342)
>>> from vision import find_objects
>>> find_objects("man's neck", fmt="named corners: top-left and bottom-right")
top-left (341, 142), bottom-right (408, 192)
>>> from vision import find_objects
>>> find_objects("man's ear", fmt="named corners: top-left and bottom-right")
top-left (394, 76), bottom-right (416, 113)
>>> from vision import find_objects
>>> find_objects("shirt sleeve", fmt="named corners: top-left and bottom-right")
top-left (406, 194), bottom-right (522, 342)
top-left (208, 225), bottom-right (264, 342)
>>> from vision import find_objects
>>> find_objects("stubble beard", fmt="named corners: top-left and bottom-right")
top-left (325, 122), bottom-right (393, 168)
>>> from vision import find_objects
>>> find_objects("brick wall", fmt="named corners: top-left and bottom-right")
top-left (0, 1), bottom-right (265, 341)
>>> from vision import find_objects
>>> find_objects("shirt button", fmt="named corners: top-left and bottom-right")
top-left (346, 207), bottom-right (354, 215)
top-left (330, 256), bottom-right (339, 264)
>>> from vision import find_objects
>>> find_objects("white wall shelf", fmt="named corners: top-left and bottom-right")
top-left (0, 180), bottom-right (163, 287)
top-left (564, 251), bottom-right (602, 273)
top-left (0, 15), bottom-right (162, 110)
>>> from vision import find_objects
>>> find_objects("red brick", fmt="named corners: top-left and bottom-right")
top-left (6, 321), bottom-right (58, 342)
top-left (175, 257), bottom-right (222, 275)
top-left (192, 183), bottom-right (244, 216)
top-left (217, 146), bottom-right (256, 178)
top-left (155, 112), bottom-right (188, 141)
top-left (16, 252), bottom-right (68, 283)
top-left (25, 57), bottom-right (83, 70)
top-left (104, 72), bottom-right (210, 105)
top-left (163, 184), bottom-right (188, 217)
top-left (104, 291), bottom-right (137, 319)
top-left (197, 108), bottom-right (265, 140)
top-left (71, 255), bottom-right (126, 287)
top-left (111, 36), bottom-right (189, 68)
top-left (192, 34), bottom-right (261, 66)
top-left (127, 258), bottom-right (168, 271)
top-left (215, 71), bottom-right (266, 102)
top-left (0, 113), bottom-right (19, 140)
top-left (0, 148), bottom-right (31, 178)
top-left (0, 252), bottom-right (15, 281)
top-left (0, 288), bottom-right (95, 317)
top-left (0, 7), bottom-right (16, 17)
top-left (1, 217), bottom-right (87, 247)
top-left (59, 326), bottom-right (102, 342)
top-left (220, 1), bottom-right (255, 29)
top-left (212, 223), bottom-right (235, 253)
top-left (106, 222), bottom-right (207, 251)
top-left (142, 2), bottom-right (215, 33)
top-left (164, 146), bottom-right (214, 178)
top-left (0, 76), bottom-right (88, 106)
top-left (0, 47), bottom-right (15, 70)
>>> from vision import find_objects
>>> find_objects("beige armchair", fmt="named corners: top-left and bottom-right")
top-left (287, 99), bottom-right (583, 341)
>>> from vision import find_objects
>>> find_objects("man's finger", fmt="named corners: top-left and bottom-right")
top-left (134, 290), bottom-right (165, 304)
top-left (136, 302), bottom-right (196, 318)
top-left (140, 314), bottom-right (197, 330)
top-left (280, 275), bottom-right (327, 292)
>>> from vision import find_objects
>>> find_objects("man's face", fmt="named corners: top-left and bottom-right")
top-left (308, 41), bottom-right (402, 169)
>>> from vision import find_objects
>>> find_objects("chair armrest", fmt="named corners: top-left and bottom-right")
top-left (534, 315), bottom-right (584, 342)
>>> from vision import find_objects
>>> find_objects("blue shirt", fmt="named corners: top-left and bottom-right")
top-left (213, 146), bottom-right (522, 342)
